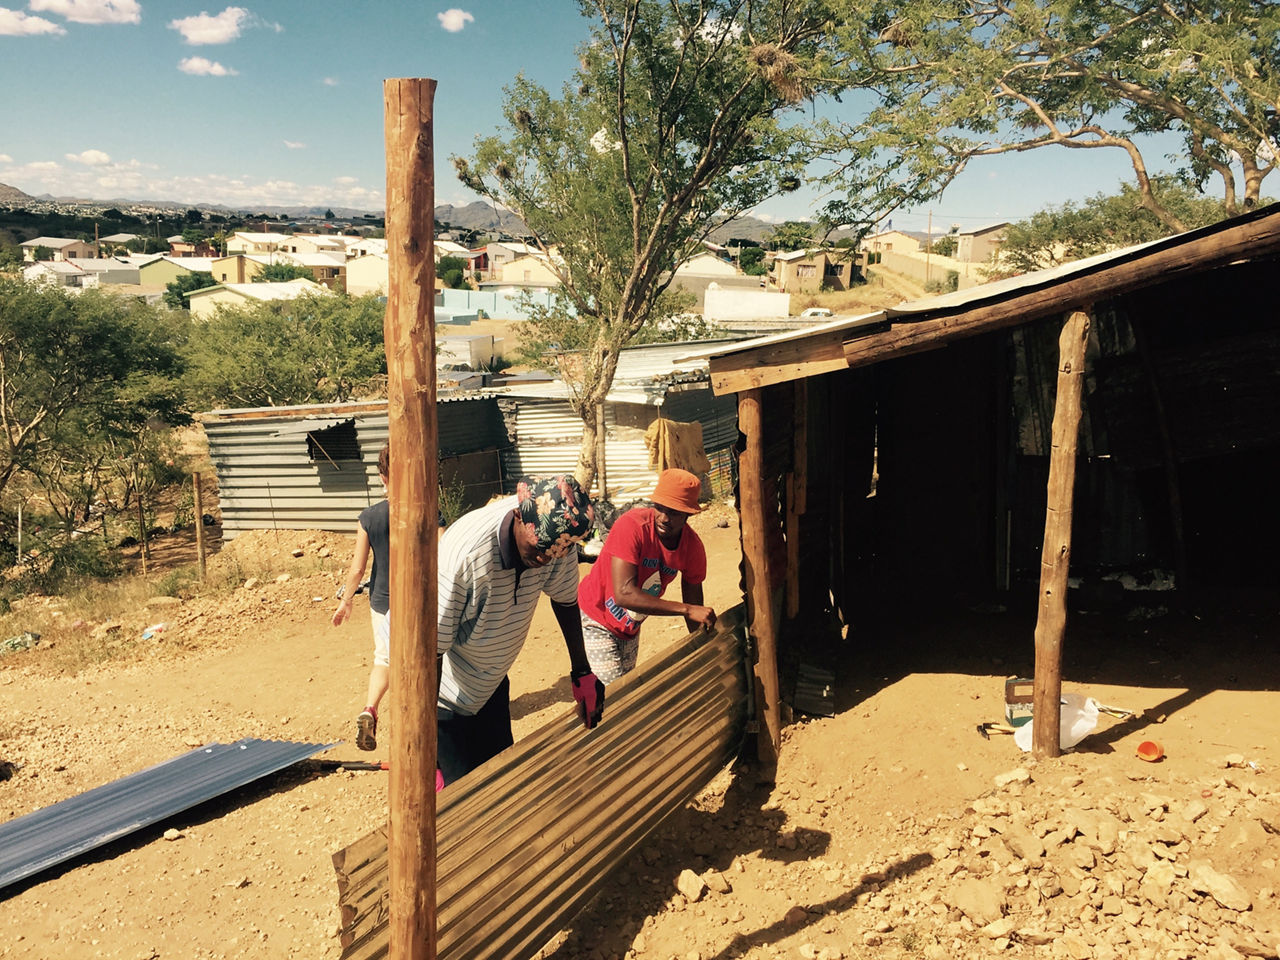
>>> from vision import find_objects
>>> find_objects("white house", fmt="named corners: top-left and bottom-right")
top-left (185, 278), bottom-right (327, 320)
top-left (346, 253), bottom-right (389, 296)
top-left (226, 232), bottom-right (294, 256)
top-left (23, 260), bottom-right (88, 287)
top-left (21, 236), bottom-right (97, 262)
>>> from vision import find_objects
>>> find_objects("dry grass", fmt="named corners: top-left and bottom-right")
top-left (789, 269), bottom-right (930, 317)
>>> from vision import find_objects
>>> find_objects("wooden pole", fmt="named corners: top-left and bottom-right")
top-left (192, 473), bottom-right (206, 579)
top-left (785, 380), bottom-right (807, 619)
top-left (738, 388), bottom-right (781, 765)
top-left (384, 77), bottom-right (440, 960)
top-left (1032, 310), bottom-right (1091, 758)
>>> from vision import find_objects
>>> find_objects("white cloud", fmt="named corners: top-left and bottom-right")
top-left (334, 176), bottom-right (358, 185)
top-left (27, 0), bottom-right (139, 24)
top-left (0, 153), bottom-right (11, 163)
top-left (437, 8), bottom-right (473, 32)
top-left (65, 148), bottom-right (111, 165)
top-left (168, 6), bottom-right (248, 44)
top-left (322, 76), bottom-right (338, 86)
top-left (283, 140), bottom-right (306, 150)
top-left (0, 7), bottom-right (65, 34)
top-left (179, 56), bottom-right (238, 76)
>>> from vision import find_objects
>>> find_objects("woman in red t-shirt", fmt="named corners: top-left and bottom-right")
top-left (577, 469), bottom-right (718, 682)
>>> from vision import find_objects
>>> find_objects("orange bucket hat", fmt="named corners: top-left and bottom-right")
top-left (651, 469), bottom-right (702, 515)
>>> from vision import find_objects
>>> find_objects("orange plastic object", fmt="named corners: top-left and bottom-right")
top-left (1136, 740), bottom-right (1165, 762)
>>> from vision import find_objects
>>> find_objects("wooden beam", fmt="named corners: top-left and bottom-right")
top-left (193, 472), bottom-right (206, 580)
top-left (383, 77), bottom-right (439, 960)
top-left (738, 389), bottom-right (782, 765)
top-left (843, 212), bottom-right (1280, 370)
top-left (785, 380), bottom-right (807, 619)
top-left (710, 328), bottom-right (851, 395)
top-left (1032, 310), bottom-right (1091, 759)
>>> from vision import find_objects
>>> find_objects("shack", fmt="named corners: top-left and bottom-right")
top-left (694, 205), bottom-right (1280, 756)
top-left (201, 396), bottom-right (508, 537)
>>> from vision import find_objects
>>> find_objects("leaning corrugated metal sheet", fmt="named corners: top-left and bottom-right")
top-left (333, 604), bottom-right (749, 960)
top-left (0, 738), bottom-right (335, 892)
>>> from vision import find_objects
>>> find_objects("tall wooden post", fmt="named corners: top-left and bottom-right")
top-left (192, 473), bottom-right (206, 579)
top-left (785, 381), bottom-right (807, 619)
top-left (738, 388), bottom-right (781, 765)
top-left (1032, 310), bottom-right (1091, 758)
top-left (384, 77), bottom-right (440, 960)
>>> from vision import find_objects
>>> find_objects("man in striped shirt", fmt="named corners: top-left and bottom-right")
top-left (436, 475), bottom-right (602, 785)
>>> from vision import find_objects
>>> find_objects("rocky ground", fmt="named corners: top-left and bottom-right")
top-left (1, 508), bottom-right (1277, 960)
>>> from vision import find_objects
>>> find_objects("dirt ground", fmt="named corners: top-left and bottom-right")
top-left (1, 503), bottom-right (1278, 960)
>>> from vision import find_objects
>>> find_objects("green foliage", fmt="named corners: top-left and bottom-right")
top-left (930, 235), bottom-right (957, 258)
top-left (993, 182), bottom-right (1232, 277)
top-left (184, 208), bottom-right (204, 224)
top-left (456, 0), bottom-right (830, 485)
top-left (32, 245), bottom-right (53, 261)
top-left (738, 246), bottom-right (766, 272)
top-left (822, 0), bottom-right (1280, 229)
top-left (437, 255), bottom-right (469, 289)
top-left (767, 221), bottom-right (813, 251)
top-left (182, 291), bottom-right (386, 408)
top-left (25, 535), bottom-right (123, 594)
top-left (181, 227), bottom-right (207, 245)
top-left (163, 271), bottom-right (216, 309)
top-left (254, 262), bottom-right (313, 282)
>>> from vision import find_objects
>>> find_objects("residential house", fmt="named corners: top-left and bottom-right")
top-left (23, 260), bottom-right (88, 287)
top-left (280, 251), bottom-right (347, 288)
top-left (99, 233), bottom-right (140, 255)
top-left (494, 253), bottom-right (559, 287)
top-left (771, 248), bottom-right (855, 294)
top-left (210, 254), bottom-right (272, 284)
top-left (169, 236), bottom-right (218, 258)
top-left (345, 236), bottom-right (387, 259)
top-left (21, 237), bottom-right (97, 262)
top-left (226, 232), bottom-right (294, 256)
top-left (677, 252), bottom-right (739, 278)
top-left (956, 222), bottom-right (1009, 263)
top-left (434, 239), bottom-right (470, 262)
top-left (185, 278), bottom-right (327, 320)
top-left (862, 230), bottom-right (920, 254)
top-left (346, 253), bottom-right (388, 296)
top-left (138, 256), bottom-right (219, 288)
top-left (65, 257), bottom-right (141, 285)
top-left (281, 234), bottom-right (353, 255)
top-left (478, 240), bottom-right (541, 279)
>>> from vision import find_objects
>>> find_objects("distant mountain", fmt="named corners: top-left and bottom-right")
top-left (0, 182), bottom-right (32, 203)
top-left (434, 201), bottom-right (525, 233)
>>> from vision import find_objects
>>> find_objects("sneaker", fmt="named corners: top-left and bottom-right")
top-left (356, 710), bottom-right (377, 751)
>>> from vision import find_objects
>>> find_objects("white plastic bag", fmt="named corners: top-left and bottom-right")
top-left (1014, 693), bottom-right (1100, 752)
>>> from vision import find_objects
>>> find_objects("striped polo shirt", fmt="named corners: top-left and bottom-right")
top-left (437, 496), bottom-right (580, 716)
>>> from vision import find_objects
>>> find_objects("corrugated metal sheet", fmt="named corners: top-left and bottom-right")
top-left (333, 605), bottom-right (750, 960)
top-left (500, 389), bottom-right (738, 500)
top-left (203, 398), bottom-right (508, 538)
top-left (0, 738), bottom-right (335, 892)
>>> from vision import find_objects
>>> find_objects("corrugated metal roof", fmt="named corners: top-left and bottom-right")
top-left (334, 605), bottom-right (749, 960)
top-left (0, 738), bottom-right (335, 892)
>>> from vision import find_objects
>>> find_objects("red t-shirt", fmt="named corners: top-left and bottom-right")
top-left (578, 507), bottom-right (707, 638)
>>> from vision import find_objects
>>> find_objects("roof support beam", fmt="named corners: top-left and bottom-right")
top-left (1032, 310), bottom-right (1091, 759)
top-left (843, 213), bottom-right (1280, 370)
top-left (709, 328), bottom-right (851, 396)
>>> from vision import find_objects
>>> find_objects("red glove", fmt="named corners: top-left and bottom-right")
top-left (435, 768), bottom-right (444, 792)
top-left (571, 669), bottom-right (605, 729)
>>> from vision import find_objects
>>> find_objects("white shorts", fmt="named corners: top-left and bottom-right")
top-left (580, 612), bottom-right (639, 684)
top-left (371, 609), bottom-right (390, 667)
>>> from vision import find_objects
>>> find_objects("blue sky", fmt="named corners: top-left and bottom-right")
top-left (1, 1), bottom-right (1169, 233)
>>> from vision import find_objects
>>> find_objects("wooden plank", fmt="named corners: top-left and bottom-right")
top-left (383, 76), bottom-right (440, 960)
top-left (1032, 311), bottom-right (1091, 759)
top-left (710, 328), bottom-right (849, 395)
top-left (785, 381), bottom-right (808, 619)
top-left (738, 389), bottom-right (782, 765)
top-left (843, 213), bottom-right (1280, 370)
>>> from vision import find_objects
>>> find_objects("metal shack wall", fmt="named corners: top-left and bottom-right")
top-left (205, 399), bottom-right (508, 538)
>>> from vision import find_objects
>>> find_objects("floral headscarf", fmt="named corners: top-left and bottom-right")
top-left (515, 475), bottom-right (594, 558)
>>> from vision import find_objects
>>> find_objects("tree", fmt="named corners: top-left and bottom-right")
top-left (181, 227), bottom-right (207, 246)
top-left (930, 235), bottom-right (957, 258)
top-left (184, 208), bottom-right (204, 224)
top-left (766, 220), bottom-right (813, 251)
top-left (324, 209), bottom-right (335, 220)
top-left (437, 255), bottom-right (469, 289)
top-left (163, 272), bottom-right (216, 310)
top-left (254, 262), bottom-right (313, 282)
top-left (823, 0), bottom-right (1279, 232)
top-left (182, 292), bottom-right (386, 408)
top-left (992, 180), bottom-right (1230, 276)
top-left (455, 0), bottom-right (830, 489)
top-left (0, 279), bottom-right (188, 517)
top-left (739, 244), bottom-right (766, 274)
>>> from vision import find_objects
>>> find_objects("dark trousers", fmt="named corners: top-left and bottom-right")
top-left (437, 676), bottom-right (514, 786)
